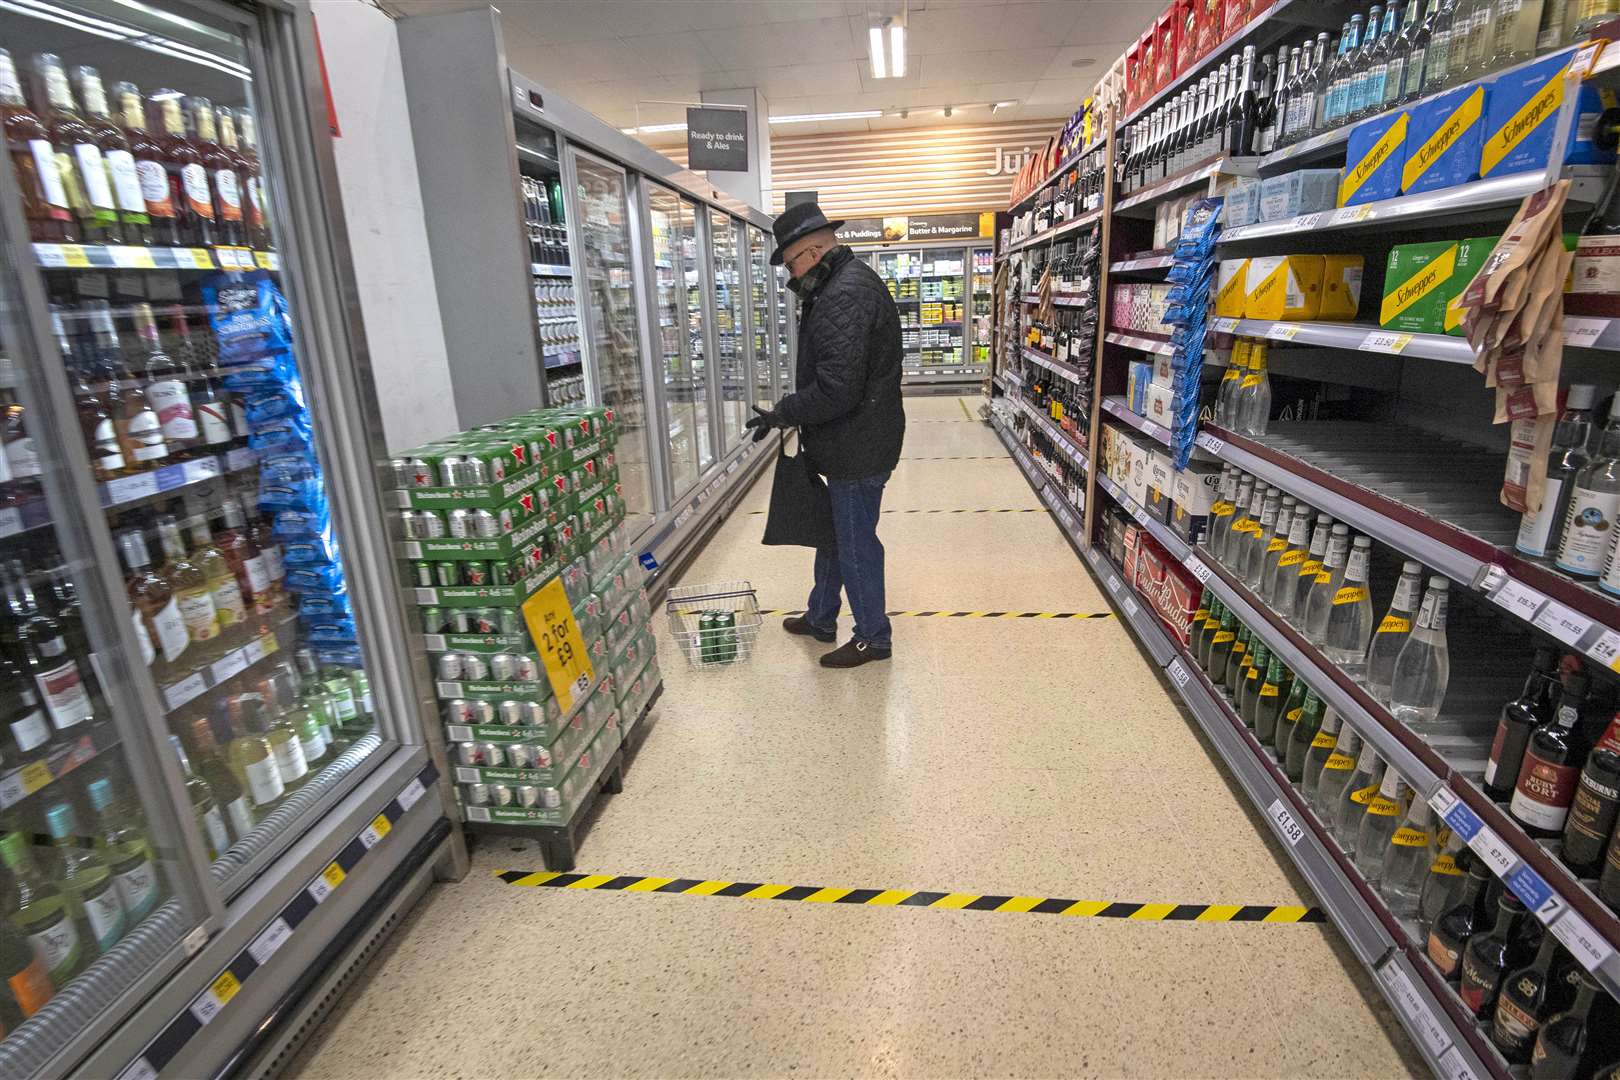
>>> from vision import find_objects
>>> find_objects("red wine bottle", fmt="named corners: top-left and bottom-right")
top-left (1487, 647), bottom-right (1561, 800)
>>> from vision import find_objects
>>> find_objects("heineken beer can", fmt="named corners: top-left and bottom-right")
top-left (516, 785), bottom-right (541, 808)
top-left (435, 561), bottom-right (460, 588)
top-left (447, 508), bottom-right (474, 538)
top-left (420, 606), bottom-right (447, 634)
top-left (443, 699), bottom-right (474, 725)
top-left (514, 655), bottom-right (540, 681)
top-left (490, 783), bottom-right (513, 806)
top-left (506, 742), bottom-right (533, 769)
top-left (468, 699), bottom-right (497, 724)
top-left (438, 455), bottom-right (466, 486)
top-left (490, 654), bottom-right (517, 681)
top-left (411, 561), bottom-right (434, 588)
top-left (460, 561), bottom-right (491, 587)
top-left (465, 782), bottom-right (490, 806)
top-left (436, 652), bottom-right (464, 681)
top-left (460, 653), bottom-right (490, 680)
top-left (472, 509), bottom-right (500, 538)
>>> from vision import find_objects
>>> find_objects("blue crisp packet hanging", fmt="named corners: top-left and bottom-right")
top-left (282, 525), bottom-right (340, 568)
top-left (246, 386), bottom-right (305, 426)
top-left (283, 563), bottom-right (344, 594)
top-left (297, 589), bottom-right (352, 619)
top-left (204, 276), bottom-right (294, 363)
top-left (303, 618), bottom-right (358, 644)
top-left (273, 505), bottom-right (329, 540)
top-left (313, 644), bottom-right (363, 668)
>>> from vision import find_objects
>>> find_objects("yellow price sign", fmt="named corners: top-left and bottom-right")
top-left (210, 970), bottom-right (241, 1005)
top-left (522, 576), bottom-right (595, 712)
top-left (322, 862), bottom-right (346, 890)
top-left (61, 245), bottom-right (91, 267)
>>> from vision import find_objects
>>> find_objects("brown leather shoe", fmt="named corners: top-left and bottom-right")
top-left (783, 614), bottom-right (836, 643)
top-left (819, 639), bottom-right (892, 668)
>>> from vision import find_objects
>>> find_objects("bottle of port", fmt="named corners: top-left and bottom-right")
top-left (1512, 669), bottom-right (1596, 837)
top-left (1486, 647), bottom-right (1563, 801)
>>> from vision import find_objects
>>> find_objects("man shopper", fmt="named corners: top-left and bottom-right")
top-left (745, 202), bottom-right (905, 669)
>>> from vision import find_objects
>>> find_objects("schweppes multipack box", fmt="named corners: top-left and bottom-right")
top-left (1380, 237), bottom-right (1497, 335)
top-left (1244, 255), bottom-right (1364, 321)
top-left (1339, 111), bottom-right (1409, 207)
top-left (1480, 47), bottom-right (1615, 179)
top-left (1214, 259), bottom-right (1248, 318)
top-left (1402, 84), bottom-right (1486, 195)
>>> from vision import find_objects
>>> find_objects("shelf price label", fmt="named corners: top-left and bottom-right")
top-left (1564, 317), bottom-right (1608, 349)
top-left (189, 970), bottom-right (241, 1026)
top-left (1588, 629), bottom-right (1620, 673)
top-left (397, 777), bottom-right (427, 813)
top-left (1360, 330), bottom-right (1413, 354)
top-left (1266, 323), bottom-right (1300, 342)
top-left (1122, 594), bottom-right (1140, 617)
top-left (359, 813), bottom-right (391, 849)
top-left (1532, 600), bottom-right (1593, 648)
top-left (1139, 418), bottom-right (1165, 442)
top-left (1211, 317), bottom-right (1240, 334)
top-left (1332, 205), bottom-right (1377, 226)
top-left (1550, 908), bottom-right (1616, 972)
top-left (1437, 1046), bottom-right (1482, 1080)
top-left (1266, 799), bottom-right (1305, 847)
top-left (522, 576), bottom-right (595, 713)
top-left (1184, 555), bottom-right (1213, 583)
top-left (1195, 432), bottom-right (1225, 455)
top-left (248, 917), bottom-right (293, 966)
top-left (1167, 658), bottom-right (1191, 687)
top-left (1293, 213), bottom-right (1323, 231)
top-left (1378, 961), bottom-right (1451, 1057)
top-left (1470, 824), bottom-right (1518, 876)
top-left (308, 861), bottom-right (344, 904)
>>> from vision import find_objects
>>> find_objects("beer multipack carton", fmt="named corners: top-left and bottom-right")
top-left (460, 711), bottom-right (623, 826)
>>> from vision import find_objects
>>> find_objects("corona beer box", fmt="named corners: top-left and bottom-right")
top-left (1401, 84), bottom-right (1487, 194)
top-left (1214, 259), bottom-right (1249, 317)
top-left (1339, 110), bottom-right (1409, 206)
top-left (1380, 236), bottom-right (1496, 334)
top-left (1320, 254), bottom-right (1366, 319)
top-left (1245, 255), bottom-right (1325, 320)
top-left (1480, 47), bottom-right (1616, 180)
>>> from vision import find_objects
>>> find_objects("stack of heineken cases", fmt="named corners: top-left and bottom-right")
top-left (386, 406), bottom-right (662, 831)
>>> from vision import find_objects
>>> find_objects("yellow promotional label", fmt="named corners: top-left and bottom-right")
top-left (1377, 614), bottom-right (1413, 634)
top-left (1381, 244), bottom-right (1458, 324)
top-left (370, 813), bottom-right (392, 840)
top-left (522, 575), bottom-right (596, 713)
top-left (322, 862), bottom-right (346, 889)
top-left (1366, 794), bottom-right (1401, 817)
top-left (1391, 826), bottom-right (1433, 847)
top-left (1267, 538), bottom-right (1287, 553)
top-left (1301, 559), bottom-right (1324, 577)
top-left (1212, 631), bottom-right (1235, 644)
top-left (19, 760), bottom-right (51, 796)
top-left (61, 245), bottom-right (90, 268)
top-left (1316, 569), bottom-right (1334, 584)
top-left (1311, 731), bottom-right (1338, 750)
top-left (1334, 585), bottom-right (1369, 604)
top-left (1278, 550), bottom-right (1305, 567)
top-left (1481, 67), bottom-right (1566, 176)
top-left (1322, 751), bottom-right (1356, 771)
top-left (1430, 853), bottom-right (1462, 876)
top-left (211, 970), bottom-right (241, 1005)
top-left (1287, 707), bottom-right (1303, 722)
top-left (1260, 684), bottom-right (1281, 698)
top-left (1339, 112), bottom-right (1410, 206)
top-left (1350, 784), bottom-right (1382, 806)
top-left (1402, 87), bottom-right (1484, 190)
top-left (1217, 260), bottom-right (1249, 315)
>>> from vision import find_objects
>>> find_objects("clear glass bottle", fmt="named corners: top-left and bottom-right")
top-left (85, 777), bottom-right (162, 924)
top-left (1355, 765), bottom-right (1409, 883)
top-left (1216, 341), bottom-right (1249, 427)
top-left (1313, 721), bottom-right (1361, 818)
top-left (1383, 2), bottom-right (1423, 109)
top-left (1518, 385), bottom-right (1596, 558)
top-left (1354, 3), bottom-right (1401, 120)
top-left (223, 695), bottom-right (284, 817)
top-left (1322, 534), bottom-right (1376, 676)
top-left (189, 713), bottom-right (255, 842)
top-left (1334, 741), bottom-right (1385, 854)
top-left (1418, 831), bottom-right (1469, 933)
top-left (1260, 494), bottom-right (1297, 599)
top-left (1560, 396), bottom-right (1620, 578)
top-left (43, 801), bottom-right (125, 957)
top-left (1236, 340), bottom-right (1272, 437)
top-left (1380, 790), bottom-right (1438, 915)
top-left (1451, 0), bottom-right (1494, 83)
top-left (1490, 0), bottom-right (1547, 68)
top-left (1305, 523), bottom-right (1352, 645)
top-left (1269, 501), bottom-right (1314, 616)
top-left (1421, 0), bottom-right (1460, 93)
top-left (1295, 513), bottom-right (1335, 624)
top-left (1401, 0), bottom-right (1440, 101)
top-left (155, 513), bottom-right (222, 663)
top-left (1301, 703), bottom-right (1342, 799)
top-left (1223, 475), bottom-right (1257, 569)
top-left (188, 517), bottom-right (248, 650)
top-left (171, 733), bottom-right (231, 861)
top-left (1366, 560), bottom-right (1424, 705)
top-left (1324, 14), bottom-right (1366, 128)
top-left (1207, 465), bottom-right (1238, 562)
top-left (1390, 577), bottom-right (1452, 725)
top-left (1245, 485), bottom-right (1281, 588)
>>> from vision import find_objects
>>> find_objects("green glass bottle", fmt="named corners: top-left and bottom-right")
top-left (321, 666), bottom-right (359, 733)
top-left (85, 778), bottom-right (163, 923)
top-left (1190, 587), bottom-right (1212, 661)
top-left (1207, 608), bottom-right (1238, 682)
top-left (42, 802), bottom-right (125, 957)
top-left (1286, 689), bottom-right (1327, 782)
top-left (349, 668), bottom-right (373, 725)
top-left (171, 734), bottom-right (230, 860)
top-left (1240, 640), bottom-right (1271, 727)
top-left (1275, 673), bottom-right (1310, 757)
top-left (1225, 625), bottom-right (1252, 697)
top-left (1254, 654), bottom-right (1290, 746)
top-left (0, 830), bottom-right (83, 987)
top-left (1196, 596), bottom-right (1224, 667)
top-left (1302, 707), bottom-right (1343, 802)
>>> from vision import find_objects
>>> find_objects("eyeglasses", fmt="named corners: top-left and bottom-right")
top-left (786, 244), bottom-right (825, 272)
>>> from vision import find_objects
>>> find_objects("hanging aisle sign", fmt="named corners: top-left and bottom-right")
top-left (686, 107), bottom-right (748, 172)
top-left (838, 213), bottom-right (993, 243)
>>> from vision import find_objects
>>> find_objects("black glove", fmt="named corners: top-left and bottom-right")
top-left (745, 405), bottom-right (781, 443)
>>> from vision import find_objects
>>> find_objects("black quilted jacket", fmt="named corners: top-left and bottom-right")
top-left (775, 246), bottom-right (905, 480)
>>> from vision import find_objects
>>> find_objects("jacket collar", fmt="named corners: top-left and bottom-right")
top-left (793, 245), bottom-right (855, 299)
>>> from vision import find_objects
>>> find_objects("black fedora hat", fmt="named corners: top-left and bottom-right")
top-left (770, 202), bottom-right (845, 265)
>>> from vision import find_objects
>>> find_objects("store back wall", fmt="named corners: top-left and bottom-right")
top-left (662, 118), bottom-right (1059, 218)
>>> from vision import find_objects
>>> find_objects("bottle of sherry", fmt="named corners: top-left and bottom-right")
top-left (1460, 889), bottom-right (1533, 1018)
top-left (1428, 860), bottom-right (1494, 980)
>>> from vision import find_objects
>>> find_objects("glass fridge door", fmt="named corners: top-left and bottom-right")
top-left (971, 246), bottom-right (994, 369)
top-left (565, 147), bottom-right (653, 538)
top-left (873, 249), bottom-right (919, 372)
top-left (774, 264), bottom-right (793, 395)
top-left (919, 248), bottom-right (966, 374)
top-left (679, 199), bottom-right (713, 475)
top-left (747, 225), bottom-right (773, 407)
top-left (708, 210), bottom-right (745, 452)
top-left (645, 184), bottom-right (698, 498)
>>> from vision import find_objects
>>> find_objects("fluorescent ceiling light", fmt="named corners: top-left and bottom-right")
top-left (868, 25), bottom-right (886, 79)
top-left (769, 110), bottom-right (883, 124)
top-left (622, 122), bottom-right (688, 134)
top-left (992, 100), bottom-right (1017, 113)
top-left (890, 23), bottom-right (905, 79)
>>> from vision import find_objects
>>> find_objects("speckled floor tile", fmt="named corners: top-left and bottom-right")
top-left (289, 397), bottom-right (1422, 1079)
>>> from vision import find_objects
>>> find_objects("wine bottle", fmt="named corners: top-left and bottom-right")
top-left (1563, 713), bottom-right (1620, 877)
top-left (171, 734), bottom-right (230, 861)
top-left (1428, 860), bottom-right (1494, 980)
top-left (85, 778), bottom-right (162, 924)
top-left (1496, 935), bottom-right (1573, 1063)
top-left (1512, 669), bottom-right (1595, 837)
top-left (1461, 890), bottom-right (1533, 1018)
top-left (43, 801), bottom-right (125, 957)
top-left (0, 830), bottom-right (82, 987)
top-left (1486, 647), bottom-right (1563, 801)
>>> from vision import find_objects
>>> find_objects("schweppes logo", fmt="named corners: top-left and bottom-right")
top-left (1249, 260), bottom-right (1286, 313)
top-left (1217, 259), bottom-right (1248, 308)
top-left (1482, 66), bottom-right (1566, 176)
top-left (1402, 87), bottom-right (1483, 190)
top-left (1380, 244), bottom-right (1458, 324)
top-left (1340, 113), bottom-right (1409, 206)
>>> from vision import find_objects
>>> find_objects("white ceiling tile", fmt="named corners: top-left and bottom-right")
top-left (513, 40), bottom-right (629, 83)
top-left (1026, 77), bottom-right (1094, 106)
top-left (621, 30), bottom-right (717, 75)
top-left (671, 0), bottom-right (783, 29)
top-left (1058, 1), bottom-right (1163, 44)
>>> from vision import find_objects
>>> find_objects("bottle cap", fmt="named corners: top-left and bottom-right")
top-left (1331, 522), bottom-right (1350, 535)
top-left (44, 801), bottom-right (76, 839)
top-left (1352, 535), bottom-right (1371, 547)
top-left (1403, 560), bottom-right (1422, 573)
top-left (86, 776), bottom-right (113, 811)
top-left (1567, 383), bottom-right (1597, 409)
top-left (1429, 576), bottom-right (1449, 590)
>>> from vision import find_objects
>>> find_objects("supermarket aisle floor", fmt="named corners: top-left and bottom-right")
top-left (289, 396), bottom-right (1424, 1079)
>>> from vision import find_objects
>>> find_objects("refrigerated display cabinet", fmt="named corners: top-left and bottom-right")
top-left (860, 244), bottom-right (987, 389)
top-left (396, 5), bottom-right (781, 591)
top-left (0, 2), bottom-right (456, 1075)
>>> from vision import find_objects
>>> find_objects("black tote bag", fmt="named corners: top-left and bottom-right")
top-left (762, 438), bottom-right (837, 549)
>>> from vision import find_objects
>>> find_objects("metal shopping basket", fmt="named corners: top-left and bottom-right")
top-left (666, 580), bottom-right (763, 668)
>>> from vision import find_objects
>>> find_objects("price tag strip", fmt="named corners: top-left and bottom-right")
top-left (117, 761), bottom-right (439, 1080)
top-left (1476, 564), bottom-right (1620, 676)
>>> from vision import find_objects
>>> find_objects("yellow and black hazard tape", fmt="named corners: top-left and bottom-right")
top-left (900, 455), bottom-right (1006, 461)
top-left (749, 507), bottom-right (1043, 515)
top-left (496, 870), bottom-right (1325, 924)
top-left (760, 608), bottom-right (1113, 619)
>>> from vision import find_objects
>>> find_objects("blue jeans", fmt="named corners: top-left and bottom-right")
top-left (806, 472), bottom-right (892, 649)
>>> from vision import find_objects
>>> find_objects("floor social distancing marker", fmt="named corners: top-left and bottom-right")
top-left (749, 507), bottom-right (1044, 516)
top-left (497, 870), bottom-right (1325, 923)
top-left (761, 608), bottom-right (1113, 620)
